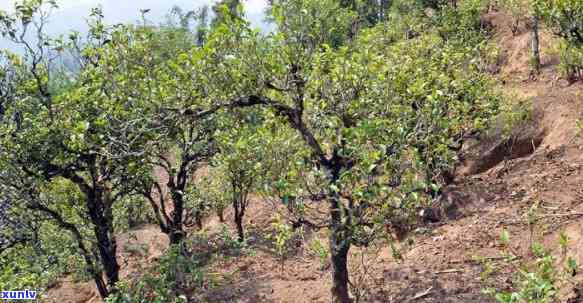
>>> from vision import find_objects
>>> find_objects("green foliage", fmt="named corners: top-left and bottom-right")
top-left (215, 112), bottom-right (270, 193)
top-left (268, 214), bottom-right (296, 269)
top-left (418, 0), bottom-right (449, 9)
top-left (496, 95), bottom-right (534, 140)
top-left (556, 41), bottom-right (583, 80)
top-left (336, 0), bottom-right (392, 26)
top-left (269, 0), bottom-right (356, 49)
top-left (218, 224), bottom-right (250, 253)
top-left (212, 0), bottom-right (244, 27)
top-left (308, 237), bottom-right (331, 269)
top-left (106, 246), bottom-right (200, 303)
top-left (184, 183), bottom-right (211, 226)
top-left (536, 0), bottom-right (583, 79)
top-left (0, 237), bottom-right (70, 291)
top-left (485, 247), bottom-right (556, 302)
top-left (484, 233), bottom-right (580, 303)
top-left (433, 0), bottom-right (492, 44)
top-left (196, 174), bottom-right (230, 222)
top-left (536, 0), bottom-right (583, 46)
top-left (113, 196), bottom-right (155, 232)
top-left (0, 178), bottom-right (98, 291)
top-left (352, 23), bottom-right (500, 217)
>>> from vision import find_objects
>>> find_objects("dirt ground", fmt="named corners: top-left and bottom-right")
top-left (44, 9), bottom-right (583, 303)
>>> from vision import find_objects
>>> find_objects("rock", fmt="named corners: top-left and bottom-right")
top-left (420, 189), bottom-right (465, 223)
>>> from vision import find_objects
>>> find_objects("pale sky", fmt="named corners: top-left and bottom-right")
top-left (0, 0), bottom-right (269, 52)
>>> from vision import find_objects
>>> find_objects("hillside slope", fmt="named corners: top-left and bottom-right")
top-left (44, 9), bottom-right (583, 303)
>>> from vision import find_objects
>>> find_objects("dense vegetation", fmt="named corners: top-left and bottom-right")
top-left (0, 0), bottom-right (581, 302)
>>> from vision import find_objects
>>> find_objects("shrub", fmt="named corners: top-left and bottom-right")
top-left (268, 214), bottom-right (295, 270)
top-left (557, 43), bottom-right (583, 80)
top-left (434, 0), bottom-right (492, 44)
top-left (536, 0), bottom-right (583, 80)
top-left (106, 245), bottom-right (202, 303)
top-left (483, 232), bottom-right (579, 303)
top-left (308, 237), bottom-right (330, 270)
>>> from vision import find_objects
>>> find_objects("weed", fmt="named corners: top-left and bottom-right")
top-left (308, 237), bottom-right (330, 270)
top-left (268, 214), bottom-right (294, 271)
top-left (483, 231), bottom-right (580, 303)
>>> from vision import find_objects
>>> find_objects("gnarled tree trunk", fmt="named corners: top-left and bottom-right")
top-left (328, 165), bottom-right (352, 303)
top-left (88, 184), bottom-right (120, 292)
top-left (330, 226), bottom-right (351, 303)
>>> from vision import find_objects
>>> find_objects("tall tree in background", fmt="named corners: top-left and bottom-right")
top-left (169, 4), bottom-right (210, 46)
top-left (212, 0), bottom-right (243, 27)
top-left (531, 14), bottom-right (541, 74)
top-left (339, 0), bottom-right (392, 25)
top-left (195, 6), bottom-right (210, 45)
top-left (214, 110), bottom-right (274, 242)
top-left (530, 0), bottom-right (542, 75)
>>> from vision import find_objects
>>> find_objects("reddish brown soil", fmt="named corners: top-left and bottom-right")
top-left (45, 9), bottom-right (583, 303)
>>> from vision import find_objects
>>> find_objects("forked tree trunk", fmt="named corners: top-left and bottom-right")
top-left (44, 161), bottom-right (120, 298)
top-left (145, 172), bottom-right (188, 249)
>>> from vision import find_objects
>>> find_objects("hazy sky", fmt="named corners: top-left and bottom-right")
top-left (0, 0), bottom-right (269, 52)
